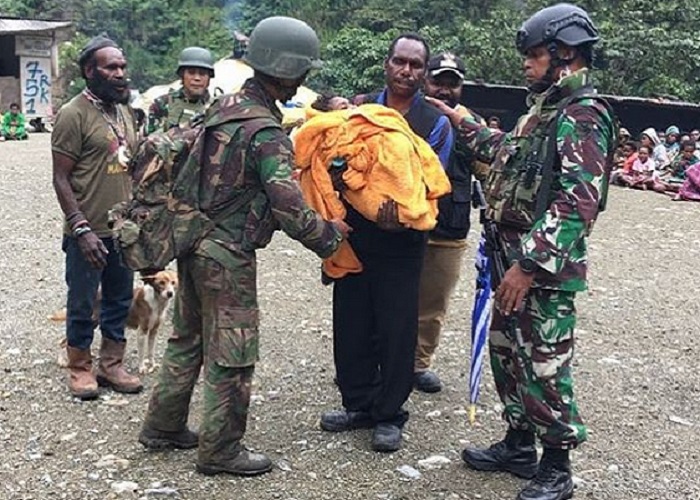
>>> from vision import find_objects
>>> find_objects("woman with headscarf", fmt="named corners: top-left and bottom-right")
top-left (640, 128), bottom-right (669, 171)
top-left (664, 125), bottom-right (681, 161)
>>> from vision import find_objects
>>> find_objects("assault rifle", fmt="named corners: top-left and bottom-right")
top-left (473, 181), bottom-right (530, 377)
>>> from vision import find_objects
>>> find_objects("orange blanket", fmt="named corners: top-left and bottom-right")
top-left (294, 104), bottom-right (451, 278)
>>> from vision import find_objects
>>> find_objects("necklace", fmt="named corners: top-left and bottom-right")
top-left (83, 89), bottom-right (132, 168)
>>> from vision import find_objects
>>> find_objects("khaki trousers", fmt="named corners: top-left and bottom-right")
top-left (414, 239), bottom-right (467, 372)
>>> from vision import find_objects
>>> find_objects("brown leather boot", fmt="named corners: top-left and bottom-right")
top-left (66, 346), bottom-right (99, 400)
top-left (96, 338), bottom-right (143, 394)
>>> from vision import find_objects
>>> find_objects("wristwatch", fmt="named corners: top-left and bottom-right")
top-left (518, 257), bottom-right (537, 274)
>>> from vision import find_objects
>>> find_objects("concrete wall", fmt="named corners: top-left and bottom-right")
top-left (0, 76), bottom-right (20, 112)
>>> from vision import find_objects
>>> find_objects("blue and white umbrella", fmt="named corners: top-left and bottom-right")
top-left (469, 235), bottom-right (492, 424)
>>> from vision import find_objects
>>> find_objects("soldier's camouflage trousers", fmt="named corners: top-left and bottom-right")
top-left (490, 288), bottom-right (586, 449)
top-left (142, 247), bottom-right (259, 464)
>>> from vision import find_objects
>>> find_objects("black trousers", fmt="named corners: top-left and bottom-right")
top-left (332, 249), bottom-right (424, 427)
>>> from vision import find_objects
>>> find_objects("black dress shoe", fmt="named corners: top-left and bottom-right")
top-left (462, 429), bottom-right (538, 479)
top-left (320, 410), bottom-right (373, 432)
top-left (372, 423), bottom-right (402, 452)
top-left (517, 460), bottom-right (574, 500)
top-left (413, 371), bottom-right (443, 393)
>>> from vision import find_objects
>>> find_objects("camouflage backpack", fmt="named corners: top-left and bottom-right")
top-left (109, 119), bottom-right (255, 272)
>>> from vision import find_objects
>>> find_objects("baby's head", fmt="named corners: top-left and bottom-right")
top-left (311, 93), bottom-right (352, 112)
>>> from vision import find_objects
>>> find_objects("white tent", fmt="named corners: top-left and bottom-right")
top-left (133, 58), bottom-right (317, 126)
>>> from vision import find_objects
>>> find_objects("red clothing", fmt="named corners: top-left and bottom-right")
top-left (623, 152), bottom-right (638, 173)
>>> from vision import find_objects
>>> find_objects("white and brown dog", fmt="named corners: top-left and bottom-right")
top-left (51, 270), bottom-right (178, 374)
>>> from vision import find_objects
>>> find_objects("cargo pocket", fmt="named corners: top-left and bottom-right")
top-left (211, 306), bottom-right (260, 368)
top-left (448, 180), bottom-right (471, 230)
top-left (530, 292), bottom-right (576, 380)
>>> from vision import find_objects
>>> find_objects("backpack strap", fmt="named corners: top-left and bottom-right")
top-left (534, 87), bottom-right (616, 220)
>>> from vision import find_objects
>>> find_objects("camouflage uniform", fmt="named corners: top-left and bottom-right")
top-left (456, 69), bottom-right (614, 449)
top-left (142, 78), bottom-right (342, 465)
top-left (146, 88), bottom-right (212, 135)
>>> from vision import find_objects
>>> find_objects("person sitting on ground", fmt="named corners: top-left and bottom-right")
top-left (487, 115), bottom-right (501, 130)
top-left (640, 127), bottom-right (669, 172)
top-left (674, 153), bottom-right (700, 201)
top-left (664, 125), bottom-right (681, 158)
top-left (691, 129), bottom-right (700, 154)
top-left (618, 145), bottom-right (655, 189)
top-left (1, 103), bottom-right (28, 141)
top-left (653, 140), bottom-right (699, 193)
top-left (613, 127), bottom-right (631, 170)
top-left (611, 141), bottom-right (638, 185)
top-left (664, 125), bottom-right (681, 160)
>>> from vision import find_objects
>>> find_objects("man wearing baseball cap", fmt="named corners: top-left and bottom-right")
top-left (413, 53), bottom-right (483, 393)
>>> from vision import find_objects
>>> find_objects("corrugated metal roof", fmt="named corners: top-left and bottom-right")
top-left (0, 18), bottom-right (72, 35)
top-left (464, 81), bottom-right (700, 110)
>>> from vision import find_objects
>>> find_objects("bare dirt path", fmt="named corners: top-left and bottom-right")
top-left (0, 134), bottom-right (698, 499)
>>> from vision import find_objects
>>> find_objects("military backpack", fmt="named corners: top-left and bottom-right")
top-left (109, 117), bottom-right (257, 272)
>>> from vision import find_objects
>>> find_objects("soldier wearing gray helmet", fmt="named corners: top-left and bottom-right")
top-left (429, 4), bottom-right (615, 500)
top-left (146, 46), bottom-right (215, 134)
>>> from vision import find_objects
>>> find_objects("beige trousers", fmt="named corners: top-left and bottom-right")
top-left (415, 239), bottom-right (467, 372)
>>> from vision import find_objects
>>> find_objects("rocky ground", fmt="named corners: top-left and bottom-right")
top-left (0, 134), bottom-right (699, 500)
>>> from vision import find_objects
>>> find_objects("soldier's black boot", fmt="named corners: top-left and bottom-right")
top-left (516, 448), bottom-right (574, 500)
top-left (462, 428), bottom-right (538, 479)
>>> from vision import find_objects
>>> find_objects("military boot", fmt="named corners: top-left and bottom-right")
top-left (66, 346), bottom-right (99, 400)
top-left (196, 449), bottom-right (273, 477)
top-left (462, 428), bottom-right (538, 479)
top-left (96, 338), bottom-right (143, 394)
top-left (139, 426), bottom-right (199, 450)
top-left (517, 448), bottom-right (574, 500)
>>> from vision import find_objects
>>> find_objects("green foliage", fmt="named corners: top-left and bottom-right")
top-left (4, 0), bottom-right (700, 102)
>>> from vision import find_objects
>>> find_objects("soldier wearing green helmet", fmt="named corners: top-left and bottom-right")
top-left (138, 16), bottom-right (350, 477)
top-left (145, 46), bottom-right (215, 134)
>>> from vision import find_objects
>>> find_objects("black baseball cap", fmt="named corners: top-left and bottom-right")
top-left (427, 53), bottom-right (465, 80)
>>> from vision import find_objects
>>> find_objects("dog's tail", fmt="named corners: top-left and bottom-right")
top-left (48, 308), bottom-right (67, 322)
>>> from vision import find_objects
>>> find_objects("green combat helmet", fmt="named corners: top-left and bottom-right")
top-left (516, 2), bottom-right (599, 54)
top-left (243, 16), bottom-right (322, 80)
top-left (177, 47), bottom-right (215, 77)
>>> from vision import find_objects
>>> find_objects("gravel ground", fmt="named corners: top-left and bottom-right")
top-left (1, 134), bottom-right (699, 500)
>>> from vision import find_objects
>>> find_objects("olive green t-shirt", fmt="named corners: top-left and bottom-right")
top-left (52, 93), bottom-right (137, 237)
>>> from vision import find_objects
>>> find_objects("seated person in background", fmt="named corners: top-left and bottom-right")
top-left (690, 129), bottom-right (700, 155)
top-left (640, 128), bottom-right (669, 171)
top-left (653, 140), bottom-right (700, 193)
top-left (674, 156), bottom-right (700, 201)
top-left (487, 115), bottom-right (501, 130)
top-left (611, 141), bottom-right (638, 185)
top-left (1, 103), bottom-right (28, 141)
top-left (622, 141), bottom-right (639, 172)
top-left (664, 125), bottom-right (680, 160)
top-left (618, 145), bottom-right (655, 189)
top-left (613, 127), bottom-right (631, 170)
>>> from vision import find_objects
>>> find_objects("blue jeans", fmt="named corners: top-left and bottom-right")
top-left (63, 236), bottom-right (133, 350)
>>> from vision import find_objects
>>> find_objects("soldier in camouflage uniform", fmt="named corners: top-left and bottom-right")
top-left (146, 47), bottom-right (215, 134)
top-left (429, 4), bottom-right (615, 500)
top-left (138, 17), bottom-right (350, 477)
